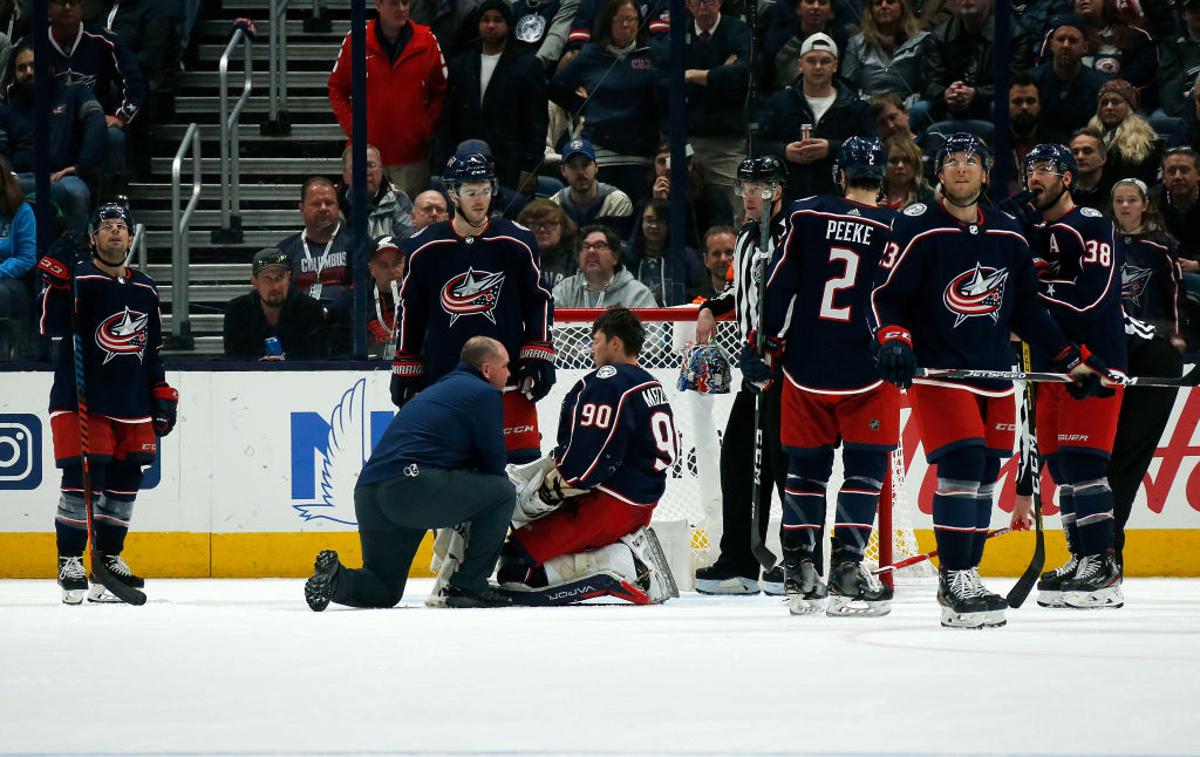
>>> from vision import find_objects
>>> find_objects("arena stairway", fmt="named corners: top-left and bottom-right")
top-left (129, 1), bottom-right (354, 355)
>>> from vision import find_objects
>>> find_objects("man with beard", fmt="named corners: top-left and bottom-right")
top-left (1030, 14), bottom-right (1108, 142)
top-left (1008, 75), bottom-right (1046, 192)
top-left (869, 133), bottom-right (1106, 628)
top-left (223, 249), bottom-right (329, 360)
top-left (275, 177), bottom-right (353, 322)
top-left (0, 43), bottom-right (105, 235)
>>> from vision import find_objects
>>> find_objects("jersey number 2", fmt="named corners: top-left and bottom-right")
top-left (819, 247), bottom-right (861, 322)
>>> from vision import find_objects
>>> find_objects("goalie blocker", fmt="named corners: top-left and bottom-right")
top-left (496, 307), bottom-right (682, 605)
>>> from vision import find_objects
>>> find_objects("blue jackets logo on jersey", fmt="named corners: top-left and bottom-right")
top-left (943, 263), bottom-right (1009, 327)
top-left (440, 267), bottom-right (506, 326)
top-left (95, 306), bottom-right (149, 364)
top-left (1121, 265), bottom-right (1153, 307)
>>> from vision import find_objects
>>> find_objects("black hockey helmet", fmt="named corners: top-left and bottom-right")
top-left (832, 136), bottom-right (887, 185)
top-left (1022, 142), bottom-right (1078, 182)
top-left (735, 155), bottom-right (784, 197)
top-left (935, 132), bottom-right (992, 174)
top-left (443, 152), bottom-right (497, 192)
top-left (89, 202), bottom-right (133, 237)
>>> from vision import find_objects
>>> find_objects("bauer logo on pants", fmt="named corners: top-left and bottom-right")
top-left (0, 414), bottom-right (42, 490)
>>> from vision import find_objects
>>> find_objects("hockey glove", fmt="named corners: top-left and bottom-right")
top-left (517, 341), bottom-right (556, 402)
top-left (390, 353), bottom-right (425, 408)
top-left (151, 383), bottom-right (179, 437)
top-left (538, 466), bottom-right (586, 505)
top-left (874, 326), bottom-right (917, 389)
top-left (37, 233), bottom-right (87, 289)
top-left (739, 331), bottom-right (784, 392)
top-left (1054, 344), bottom-right (1117, 399)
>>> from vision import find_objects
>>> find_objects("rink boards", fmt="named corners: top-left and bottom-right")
top-left (2, 366), bottom-right (1200, 578)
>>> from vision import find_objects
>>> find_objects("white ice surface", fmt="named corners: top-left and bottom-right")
top-left (3, 577), bottom-right (1198, 757)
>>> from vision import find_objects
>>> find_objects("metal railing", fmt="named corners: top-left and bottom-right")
top-left (133, 223), bottom-right (147, 270)
top-left (172, 123), bottom-right (202, 345)
top-left (214, 27), bottom-right (253, 244)
top-left (262, 0), bottom-right (291, 136)
top-left (305, 0), bottom-right (330, 32)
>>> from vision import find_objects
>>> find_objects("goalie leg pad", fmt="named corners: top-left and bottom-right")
top-left (501, 571), bottom-right (651, 606)
top-left (621, 527), bottom-right (679, 603)
top-left (543, 542), bottom-right (637, 585)
top-left (426, 524), bottom-right (469, 608)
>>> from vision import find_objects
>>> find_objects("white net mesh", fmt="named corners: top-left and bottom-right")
top-left (540, 309), bottom-right (935, 583)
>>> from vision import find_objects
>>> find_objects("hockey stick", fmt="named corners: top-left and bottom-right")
top-left (917, 365), bottom-right (1200, 389)
top-left (873, 528), bottom-right (1013, 575)
top-left (69, 251), bottom-right (146, 607)
top-left (748, 228), bottom-right (777, 571)
top-left (1006, 343), bottom-right (1044, 609)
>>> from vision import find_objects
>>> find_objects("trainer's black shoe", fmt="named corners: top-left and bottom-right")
top-left (694, 563), bottom-right (760, 595)
top-left (762, 566), bottom-right (786, 596)
top-left (305, 550), bottom-right (342, 612)
top-left (445, 583), bottom-right (514, 608)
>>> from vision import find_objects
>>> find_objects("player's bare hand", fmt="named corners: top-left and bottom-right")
top-left (1011, 494), bottom-right (1034, 531)
top-left (695, 308), bottom-right (716, 344)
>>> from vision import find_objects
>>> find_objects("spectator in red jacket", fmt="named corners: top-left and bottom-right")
top-left (329, 0), bottom-right (449, 198)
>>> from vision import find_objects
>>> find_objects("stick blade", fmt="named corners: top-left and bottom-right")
top-left (92, 560), bottom-right (147, 606)
top-left (1005, 529), bottom-right (1044, 608)
top-left (752, 544), bottom-right (777, 572)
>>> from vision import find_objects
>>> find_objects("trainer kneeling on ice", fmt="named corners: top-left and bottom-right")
top-left (305, 336), bottom-right (517, 610)
top-left (497, 306), bottom-right (680, 605)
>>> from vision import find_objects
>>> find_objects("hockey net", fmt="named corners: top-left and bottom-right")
top-left (543, 308), bottom-right (935, 589)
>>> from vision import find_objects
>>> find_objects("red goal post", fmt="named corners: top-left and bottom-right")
top-left (544, 307), bottom-right (932, 589)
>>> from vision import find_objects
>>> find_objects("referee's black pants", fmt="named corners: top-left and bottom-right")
top-left (714, 380), bottom-right (788, 578)
top-left (1109, 336), bottom-right (1182, 568)
top-left (333, 466), bottom-right (515, 608)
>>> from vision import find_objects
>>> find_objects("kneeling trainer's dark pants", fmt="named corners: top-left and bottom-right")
top-left (336, 467), bottom-right (515, 608)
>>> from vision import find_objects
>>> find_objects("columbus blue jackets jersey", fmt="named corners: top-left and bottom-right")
top-left (1118, 233), bottom-right (1185, 338)
top-left (869, 201), bottom-right (1070, 394)
top-left (396, 218), bottom-right (553, 383)
top-left (1032, 206), bottom-right (1127, 372)
top-left (275, 226), bottom-right (353, 308)
top-left (39, 261), bottom-right (166, 420)
top-left (554, 363), bottom-right (678, 507)
top-left (765, 196), bottom-right (895, 392)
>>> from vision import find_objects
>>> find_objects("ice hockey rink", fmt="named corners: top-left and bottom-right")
top-left (3, 577), bottom-right (1197, 756)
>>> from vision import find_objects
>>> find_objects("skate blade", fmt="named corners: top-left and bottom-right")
top-left (1063, 586), bottom-right (1124, 609)
top-left (61, 589), bottom-right (86, 605)
top-left (1036, 590), bottom-right (1065, 608)
top-left (787, 595), bottom-right (827, 615)
top-left (87, 584), bottom-right (124, 603)
top-left (983, 610), bottom-right (1007, 627)
top-left (695, 577), bottom-right (760, 595)
top-left (826, 595), bottom-right (891, 617)
top-left (939, 607), bottom-right (986, 629)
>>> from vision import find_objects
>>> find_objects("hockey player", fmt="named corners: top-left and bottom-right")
top-left (690, 155), bottom-right (790, 595)
top-left (760, 137), bottom-right (898, 616)
top-left (392, 153), bottom-right (555, 463)
top-left (869, 133), bottom-right (1110, 628)
top-left (38, 204), bottom-right (178, 604)
top-left (498, 307), bottom-right (680, 605)
top-left (1020, 144), bottom-right (1128, 609)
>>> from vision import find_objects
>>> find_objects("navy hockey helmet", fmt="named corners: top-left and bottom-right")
top-left (89, 202), bottom-right (133, 237)
top-left (734, 155), bottom-right (784, 197)
top-left (832, 136), bottom-right (887, 185)
top-left (677, 343), bottom-right (732, 395)
top-left (935, 132), bottom-right (992, 174)
top-left (1022, 142), bottom-right (1078, 181)
top-left (443, 152), bottom-right (497, 192)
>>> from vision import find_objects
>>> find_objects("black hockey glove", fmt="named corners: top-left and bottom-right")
top-left (738, 343), bottom-right (771, 392)
top-left (390, 353), bottom-right (425, 408)
top-left (874, 326), bottom-right (917, 389)
top-left (37, 232), bottom-right (88, 289)
top-left (517, 341), bottom-right (556, 402)
top-left (1053, 344), bottom-right (1117, 399)
top-left (151, 383), bottom-right (179, 437)
top-left (998, 190), bottom-right (1042, 233)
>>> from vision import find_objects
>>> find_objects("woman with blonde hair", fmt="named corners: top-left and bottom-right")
top-left (842, 0), bottom-right (929, 104)
top-left (880, 135), bottom-right (933, 209)
top-left (1086, 78), bottom-right (1162, 186)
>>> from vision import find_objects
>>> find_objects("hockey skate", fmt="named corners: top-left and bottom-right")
top-left (694, 563), bottom-right (760, 595)
top-left (937, 568), bottom-right (989, 629)
top-left (1061, 552), bottom-right (1124, 609)
top-left (88, 553), bottom-right (145, 603)
top-left (1036, 555), bottom-right (1080, 608)
top-left (58, 556), bottom-right (87, 605)
top-left (784, 559), bottom-right (828, 615)
top-left (826, 560), bottom-right (892, 617)
top-left (304, 550), bottom-right (343, 612)
top-left (968, 568), bottom-right (1007, 627)
top-left (762, 566), bottom-right (786, 596)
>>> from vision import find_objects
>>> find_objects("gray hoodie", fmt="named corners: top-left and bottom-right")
top-left (552, 268), bottom-right (658, 308)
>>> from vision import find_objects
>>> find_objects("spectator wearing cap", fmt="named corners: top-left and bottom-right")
top-left (338, 144), bottom-right (416, 241)
top-left (548, 0), bottom-right (666, 201)
top-left (223, 249), bottom-right (329, 361)
top-left (411, 189), bottom-right (449, 231)
top-left (366, 236), bottom-right (406, 359)
top-left (841, 0), bottom-right (930, 106)
top-left (329, 0), bottom-right (447, 198)
top-left (920, 0), bottom-right (1034, 132)
top-left (552, 224), bottom-right (657, 307)
top-left (1087, 78), bottom-right (1162, 186)
top-left (760, 33), bottom-right (871, 202)
top-left (1159, 0), bottom-right (1200, 118)
top-left (761, 0), bottom-right (851, 92)
top-left (275, 177), bottom-right (354, 321)
top-left (678, 0), bottom-right (751, 215)
top-left (517, 198), bottom-right (578, 290)
top-left (647, 141), bottom-right (735, 240)
top-left (1031, 14), bottom-right (1110, 143)
top-left (551, 138), bottom-right (635, 237)
top-left (438, 0), bottom-right (547, 194)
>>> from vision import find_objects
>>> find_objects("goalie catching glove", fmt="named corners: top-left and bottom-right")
top-left (507, 454), bottom-right (586, 526)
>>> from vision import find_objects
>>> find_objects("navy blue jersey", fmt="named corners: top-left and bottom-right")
top-left (554, 363), bottom-right (677, 507)
top-left (1118, 234), bottom-right (1185, 338)
top-left (39, 261), bottom-right (165, 420)
top-left (396, 218), bottom-right (553, 384)
top-left (765, 196), bottom-right (895, 392)
top-left (1032, 206), bottom-right (1127, 372)
top-left (869, 201), bottom-right (1071, 394)
top-left (276, 227), bottom-right (353, 309)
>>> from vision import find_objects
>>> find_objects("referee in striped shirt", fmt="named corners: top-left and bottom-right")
top-left (693, 156), bottom-right (792, 595)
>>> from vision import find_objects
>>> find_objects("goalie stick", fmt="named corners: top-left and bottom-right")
top-left (68, 249), bottom-right (146, 606)
top-left (1006, 342), bottom-right (1044, 608)
top-left (917, 365), bottom-right (1200, 389)
top-left (873, 528), bottom-right (1013, 574)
